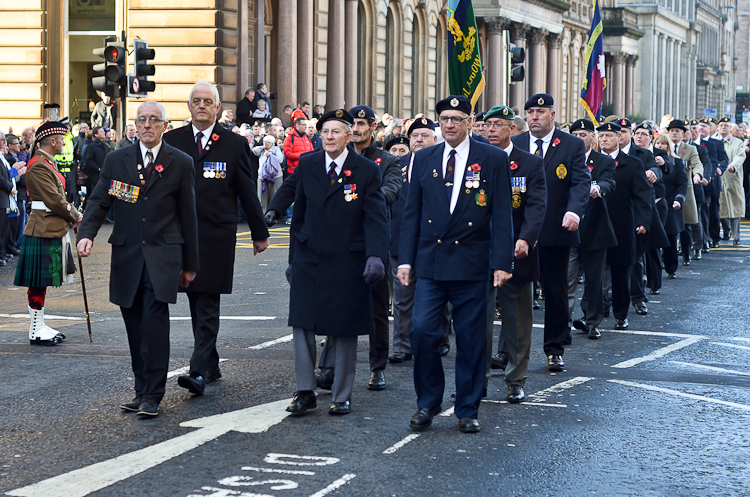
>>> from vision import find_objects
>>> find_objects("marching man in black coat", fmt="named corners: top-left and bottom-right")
top-left (285, 109), bottom-right (388, 416)
top-left (163, 81), bottom-right (270, 396)
top-left (77, 101), bottom-right (200, 417)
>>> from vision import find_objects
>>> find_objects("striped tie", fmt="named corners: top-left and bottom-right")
top-left (328, 164), bottom-right (337, 186)
top-left (535, 139), bottom-right (544, 157)
top-left (445, 149), bottom-right (456, 202)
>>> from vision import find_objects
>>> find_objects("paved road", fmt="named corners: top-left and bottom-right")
top-left (1, 223), bottom-right (749, 496)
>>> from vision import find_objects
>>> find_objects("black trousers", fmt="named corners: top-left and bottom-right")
top-left (630, 238), bottom-right (646, 304)
top-left (579, 247), bottom-right (607, 330)
top-left (120, 266), bottom-right (171, 403)
top-left (708, 194), bottom-right (721, 243)
top-left (610, 264), bottom-right (632, 321)
top-left (538, 244), bottom-right (571, 356)
top-left (679, 228), bottom-right (692, 261)
top-left (188, 292), bottom-right (221, 377)
top-left (0, 213), bottom-right (8, 256)
top-left (663, 233), bottom-right (679, 275)
top-left (700, 196), bottom-right (712, 248)
top-left (369, 257), bottom-right (390, 371)
top-left (646, 199), bottom-right (668, 291)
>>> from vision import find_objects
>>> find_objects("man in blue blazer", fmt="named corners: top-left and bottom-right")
top-left (511, 94), bottom-right (590, 371)
top-left (398, 95), bottom-right (514, 433)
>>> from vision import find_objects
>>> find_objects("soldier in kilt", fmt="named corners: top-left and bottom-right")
top-left (14, 122), bottom-right (82, 345)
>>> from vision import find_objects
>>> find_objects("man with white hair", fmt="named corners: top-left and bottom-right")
top-left (163, 81), bottom-right (269, 397)
top-left (77, 101), bottom-right (200, 417)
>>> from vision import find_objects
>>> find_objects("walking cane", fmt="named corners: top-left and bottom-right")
top-left (74, 227), bottom-right (93, 342)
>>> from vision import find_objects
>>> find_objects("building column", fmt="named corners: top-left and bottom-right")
top-left (344, 0), bottom-right (358, 107)
top-left (277, 0), bottom-right (298, 112)
top-left (256, 0), bottom-right (265, 84)
top-left (508, 22), bottom-right (529, 110)
top-left (47, 0), bottom-right (64, 106)
top-left (326, 0), bottom-right (346, 110)
top-left (484, 17), bottom-right (511, 107)
top-left (546, 32), bottom-right (562, 108)
top-left (297, 0), bottom-right (314, 106)
top-left (625, 55), bottom-right (637, 117)
top-left (612, 52), bottom-right (626, 118)
top-left (527, 28), bottom-right (548, 96)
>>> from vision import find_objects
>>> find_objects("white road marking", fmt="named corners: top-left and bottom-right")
top-left (612, 336), bottom-right (703, 368)
top-left (309, 474), bottom-right (356, 497)
top-left (241, 466), bottom-right (315, 475)
top-left (731, 337), bottom-right (750, 342)
top-left (481, 400), bottom-right (567, 408)
top-left (439, 406), bottom-right (455, 417)
top-left (0, 313), bottom-right (85, 321)
top-left (263, 454), bottom-right (339, 466)
top-left (713, 341), bottom-right (750, 352)
top-left (170, 316), bottom-right (276, 321)
top-left (668, 361), bottom-right (750, 376)
top-left (217, 476), bottom-right (298, 489)
top-left (6, 399), bottom-right (291, 497)
top-left (248, 334), bottom-right (294, 350)
top-left (383, 434), bottom-right (420, 454)
top-left (608, 379), bottom-right (750, 411)
top-left (526, 377), bottom-right (593, 402)
top-left (606, 329), bottom-right (706, 339)
top-left (167, 359), bottom-right (228, 379)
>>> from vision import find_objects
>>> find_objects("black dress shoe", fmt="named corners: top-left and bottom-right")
top-left (388, 352), bottom-right (412, 363)
top-left (177, 373), bottom-right (205, 396)
top-left (367, 370), bottom-right (386, 390)
top-left (615, 318), bottom-right (629, 329)
top-left (532, 300), bottom-right (540, 310)
top-left (438, 343), bottom-right (450, 356)
top-left (490, 352), bottom-right (509, 370)
top-left (458, 417), bottom-right (480, 433)
top-left (682, 259), bottom-right (690, 266)
top-left (286, 391), bottom-right (316, 415)
top-left (588, 327), bottom-right (601, 339)
top-left (316, 368), bottom-right (334, 390)
top-left (562, 331), bottom-right (572, 345)
top-left (572, 318), bottom-right (588, 333)
top-left (546, 354), bottom-right (564, 371)
top-left (694, 249), bottom-right (702, 260)
top-left (205, 368), bottom-right (222, 384)
top-left (507, 385), bottom-right (525, 403)
top-left (409, 406), bottom-right (442, 431)
top-left (120, 397), bottom-right (141, 412)
top-left (649, 289), bottom-right (660, 295)
top-left (734, 240), bottom-right (742, 246)
top-left (634, 302), bottom-right (648, 315)
top-left (667, 272), bottom-right (676, 279)
top-left (137, 399), bottom-right (159, 417)
top-left (328, 399), bottom-right (351, 415)
top-left (7, 247), bottom-right (19, 256)
top-left (0, 259), bottom-right (6, 267)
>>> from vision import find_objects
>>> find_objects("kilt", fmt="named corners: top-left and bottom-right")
top-left (14, 236), bottom-right (64, 288)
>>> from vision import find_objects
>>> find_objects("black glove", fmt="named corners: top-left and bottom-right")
top-left (265, 209), bottom-right (279, 227)
top-left (285, 264), bottom-right (292, 284)
top-left (363, 256), bottom-right (385, 285)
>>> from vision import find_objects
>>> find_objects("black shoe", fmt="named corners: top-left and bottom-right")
top-left (588, 327), bottom-right (601, 339)
top-left (367, 370), bottom-right (386, 390)
top-left (137, 399), bottom-right (159, 417)
top-left (328, 399), bottom-right (351, 415)
top-left (572, 318), bottom-right (588, 333)
top-left (603, 308), bottom-right (610, 318)
top-left (388, 352), bottom-right (413, 363)
top-left (120, 397), bottom-right (141, 412)
top-left (439, 343), bottom-right (450, 356)
top-left (734, 240), bottom-right (742, 246)
top-left (615, 318), bottom-right (629, 330)
top-left (494, 307), bottom-right (501, 319)
top-left (694, 249), bottom-right (702, 260)
top-left (533, 300), bottom-right (540, 310)
top-left (634, 302), bottom-right (648, 315)
top-left (177, 373), bottom-right (205, 396)
top-left (409, 406), bottom-right (441, 431)
top-left (205, 368), bottom-right (222, 384)
top-left (562, 331), bottom-right (572, 345)
top-left (578, 275), bottom-right (584, 284)
top-left (649, 289), bottom-right (660, 295)
top-left (682, 259), bottom-right (690, 266)
top-left (458, 417), bottom-right (480, 433)
top-left (546, 354), bottom-right (564, 371)
top-left (667, 273), bottom-right (676, 279)
top-left (490, 352), bottom-right (509, 370)
top-left (7, 247), bottom-right (19, 256)
top-left (316, 368), bottom-right (334, 390)
top-left (507, 385), bottom-right (525, 403)
top-left (286, 391), bottom-right (316, 415)
top-left (0, 259), bottom-right (6, 267)
top-left (711, 240), bottom-right (721, 248)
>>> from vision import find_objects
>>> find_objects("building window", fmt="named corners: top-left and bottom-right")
top-left (69, 0), bottom-right (115, 32)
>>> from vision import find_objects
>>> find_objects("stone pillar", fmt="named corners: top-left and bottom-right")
top-left (47, 0), bottom-right (64, 107)
top-left (326, 0), bottom-right (346, 110)
top-left (625, 55), bottom-right (637, 116)
top-left (238, 0), bottom-right (249, 101)
top-left (508, 22), bottom-right (528, 110)
top-left (612, 52), bottom-right (626, 118)
top-left (546, 32), bottom-right (562, 108)
top-left (528, 28), bottom-right (548, 96)
top-left (277, 0), bottom-right (298, 112)
top-left (484, 17), bottom-right (511, 107)
top-left (297, 0), bottom-right (314, 106)
top-left (344, 0), bottom-right (358, 107)
top-left (256, 0), bottom-right (265, 84)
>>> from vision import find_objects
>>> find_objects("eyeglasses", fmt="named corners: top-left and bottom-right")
top-left (320, 128), bottom-right (347, 136)
top-left (634, 132), bottom-right (651, 138)
top-left (485, 122), bottom-right (512, 129)
top-left (136, 116), bottom-right (165, 125)
top-left (438, 116), bottom-right (470, 125)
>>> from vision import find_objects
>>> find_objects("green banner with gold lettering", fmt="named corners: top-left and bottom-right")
top-left (446, 0), bottom-right (485, 110)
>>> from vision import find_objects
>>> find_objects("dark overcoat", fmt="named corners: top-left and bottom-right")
top-left (579, 149), bottom-right (617, 250)
top-left (660, 151), bottom-right (688, 235)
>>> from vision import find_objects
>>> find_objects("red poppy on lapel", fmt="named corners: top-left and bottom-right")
top-left (552, 137), bottom-right (561, 147)
top-left (375, 158), bottom-right (382, 164)
top-left (680, 149), bottom-right (685, 154)
top-left (510, 161), bottom-right (518, 171)
top-left (470, 163), bottom-right (481, 172)
top-left (211, 133), bottom-right (220, 142)
top-left (155, 164), bottom-right (164, 173)
top-left (343, 169), bottom-right (352, 177)
top-left (588, 165), bottom-right (593, 172)
top-left (615, 161), bottom-right (619, 167)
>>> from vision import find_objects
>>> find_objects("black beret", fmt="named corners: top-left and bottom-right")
top-left (617, 118), bottom-right (632, 129)
top-left (596, 121), bottom-right (621, 133)
top-left (385, 136), bottom-right (410, 152)
top-left (634, 122), bottom-right (653, 134)
top-left (349, 105), bottom-right (376, 122)
top-left (474, 111), bottom-right (486, 122)
top-left (569, 119), bottom-right (595, 133)
top-left (316, 109), bottom-right (354, 131)
top-left (524, 93), bottom-right (554, 110)
top-left (436, 95), bottom-right (471, 115)
top-left (35, 121), bottom-right (69, 140)
top-left (407, 116), bottom-right (436, 136)
top-left (666, 119), bottom-right (688, 131)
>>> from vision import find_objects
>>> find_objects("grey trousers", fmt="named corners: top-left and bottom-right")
top-left (488, 281), bottom-right (533, 386)
top-left (729, 217), bottom-right (741, 243)
top-left (390, 255), bottom-right (413, 354)
top-left (293, 328), bottom-right (357, 403)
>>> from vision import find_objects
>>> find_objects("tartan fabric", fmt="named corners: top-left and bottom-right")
top-left (14, 236), bottom-right (64, 288)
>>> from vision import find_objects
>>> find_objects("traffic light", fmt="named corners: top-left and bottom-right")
top-left (128, 39), bottom-right (156, 97)
top-left (92, 38), bottom-right (126, 97)
top-left (508, 43), bottom-right (525, 84)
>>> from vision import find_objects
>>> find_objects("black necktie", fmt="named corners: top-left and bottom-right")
top-left (196, 131), bottom-right (204, 155)
top-left (445, 149), bottom-right (456, 202)
top-left (328, 163), bottom-right (337, 186)
top-left (535, 139), bottom-right (544, 158)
